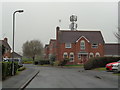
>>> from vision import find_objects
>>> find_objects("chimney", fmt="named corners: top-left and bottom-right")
top-left (56, 26), bottom-right (60, 31)
top-left (4, 38), bottom-right (8, 42)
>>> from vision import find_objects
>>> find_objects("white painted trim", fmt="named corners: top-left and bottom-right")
top-left (69, 52), bottom-right (74, 62)
top-left (95, 52), bottom-right (100, 57)
top-left (76, 36), bottom-right (90, 43)
top-left (65, 43), bottom-right (72, 48)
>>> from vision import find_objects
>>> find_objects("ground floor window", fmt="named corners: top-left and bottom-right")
top-left (69, 52), bottom-right (74, 62)
top-left (78, 53), bottom-right (81, 60)
top-left (95, 52), bottom-right (100, 57)
top-left (63, 52), bottom-right (68, 59)
top-left (89, 52), bottom-right (94, 58)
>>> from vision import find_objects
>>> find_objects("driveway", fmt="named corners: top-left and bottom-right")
top-left (26, 66), bottom-right (118, 88)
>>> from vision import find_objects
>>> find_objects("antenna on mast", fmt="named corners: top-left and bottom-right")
top-left (69, 14), bottom-right (77, 31)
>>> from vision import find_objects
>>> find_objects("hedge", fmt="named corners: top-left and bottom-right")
top-left (2, 62), bottom-right (18, 80)
top-left (84, 57), bottom-right (120, 70)
top-left (34, 60), bottom-right (50, 65)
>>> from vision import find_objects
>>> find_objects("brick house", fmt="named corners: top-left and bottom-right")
top-left (44, 39), bottom-right (56, 60)
top-left (0, 38), bottom-right (11, 58)
top-left (44, 15), bottom-right (119, 64)
top-left (56, 27), bottom-right (105, 64)
top-left (44, 44), bottom-right (49, 60)
top-left (44, 26), bottom-right (105, 64)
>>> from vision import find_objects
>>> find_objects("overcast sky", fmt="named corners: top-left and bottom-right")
top-left (1, 1), bottom-right (118, 53)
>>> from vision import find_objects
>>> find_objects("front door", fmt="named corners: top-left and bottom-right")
top-left (81, 54), bottom-right (87, 63)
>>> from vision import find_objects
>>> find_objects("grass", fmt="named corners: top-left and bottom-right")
top-left (16, 67), bottom-right (26, 75)
top-left (93, 67), bottom-right (106, 71)
top-left (64, 64), bottom-right (84, 67)
top-left (36, 64), bottom-right (50, 66)
top-left (113, 73), bottom-right (120, 76)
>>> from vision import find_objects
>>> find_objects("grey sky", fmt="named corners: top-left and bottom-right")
top-left (2, 2), bottom-right (118, 53)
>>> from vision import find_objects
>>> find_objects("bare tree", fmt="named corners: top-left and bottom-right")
top-left (22, 40), bottom-right (43, 61)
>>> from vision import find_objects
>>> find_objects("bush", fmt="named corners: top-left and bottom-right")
top-left (35, 60), bottom-right (50, 65)
top-left (58, 58), bottom-right (69, 66)
top-left (53, 61), bottom-right (61, 66)
top-left (18, 66), bottom-right (26, 71)
top-left (84, 57), bottom-right (120, 70)
top-left (22, 61), bottom-right (33, 64)
top-left (2, 62), bottom-right (18, 80)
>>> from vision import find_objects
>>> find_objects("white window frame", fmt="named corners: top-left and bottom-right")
top-left (95, 52), bottom-right (100, 57)
top-left (92, 43), bottom-right (98, 48)
top-left (69, 52), bottom-right (74, 62)
top-left (65, 43), bottom-right (71, 48)
top-left (89, 52), bottom-right (94, 58)
top-left (80, 40), bottom-right (85, 50)
top-left (78, 53), bottom-right (81, 60)
top-left (63, 52), bottom-right (68, 59)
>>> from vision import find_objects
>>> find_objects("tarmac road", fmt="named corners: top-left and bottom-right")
top-left (26, 66), bottom-right (119, 88)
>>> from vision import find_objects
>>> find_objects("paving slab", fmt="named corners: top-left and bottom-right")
top-left (2, 64), bottom-right (39, 90)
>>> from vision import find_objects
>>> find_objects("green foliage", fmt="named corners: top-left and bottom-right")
top-left (18, 66), bottom-right (26, 71)
top-left (84, 57), bottom-right (120, 70)
top-left (53, 61), bottom-right (61, 66)
top-left (22, 57), bottom-right (33, 64)
top-left (34, 60), bottom-right (50, 65)
top-left (2, 62), bottom-right (18, 80)
top-left (58, 58), bottom-right (69, 66)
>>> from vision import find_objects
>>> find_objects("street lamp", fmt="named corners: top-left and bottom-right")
top-left (12, 10), bottom-right (24, 75)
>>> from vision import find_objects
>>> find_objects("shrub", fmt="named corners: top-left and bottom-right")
top-left (2, 62), bottom-right (18, 80)
top-left (84, 57), bottom-right (120, 70)
top-left (53, 61), bottom-right (61, 66)
top-left (37, 60), bottom-right (50, 65)
top-left (18, 66), bottom-right (26, 71)
top-left (59, 58), bottom-right (69, 66)
top-left (22, 61), bottom-right (33, 64)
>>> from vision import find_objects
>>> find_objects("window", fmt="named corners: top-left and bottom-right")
top-left (69, 52), bottom-right (74, 62)
top-left (89, 53), bottom-right (94, 58)
top-left (63, 52), bottom-right (68, 59)
top-left (92, 44), bottom-right (98, 48)
top-left (65, 43), bottom-right (71, 48)
top-left (95, 52), bottom-right (100, 57)
top-left (78, 53), bottom-right (81, 60)
top-left (80, 40), bottom-right (85, 50)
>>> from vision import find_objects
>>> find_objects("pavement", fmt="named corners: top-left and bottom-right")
top-left (2, 64), bottom-right (39, 90)
top-left (26, 66), bottom-right (119, 88)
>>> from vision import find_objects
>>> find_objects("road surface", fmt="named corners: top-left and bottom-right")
top-left (25, 65), bottom-right (118, 88)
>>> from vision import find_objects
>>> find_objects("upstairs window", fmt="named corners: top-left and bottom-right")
top-left (92, 43), bottom-right (98, 48)
top-left (65, 43), bottom-right (71, 48)
top-left (80, 40), bottom-right (85, 50)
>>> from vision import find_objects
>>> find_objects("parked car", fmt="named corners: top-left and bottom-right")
top-left (106, 60), bottom-right (120, 71)
top-left (3, 58), bottom-right (23, 68)
top-left (112, 63), bottom-right (120, 72)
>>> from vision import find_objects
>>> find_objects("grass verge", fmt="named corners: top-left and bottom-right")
top-left (93, 67), bottom-right (106, 71)
top-left (64, 64), bottom-right (84, 68)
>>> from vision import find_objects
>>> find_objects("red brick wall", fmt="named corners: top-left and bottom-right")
top-left (57, 36), bottom-right (104, 64)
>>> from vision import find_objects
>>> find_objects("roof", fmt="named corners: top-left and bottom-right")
top-left (44, 44), bottom-right (49, 48)
top-left (11, 52), bottom-right (22, 58)
top-left (0, 40), bottom-right (11, 50)
top-left (104, 43), bottom-right (120, 55)
top-left (57, 30), bottom-right (105, 44)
